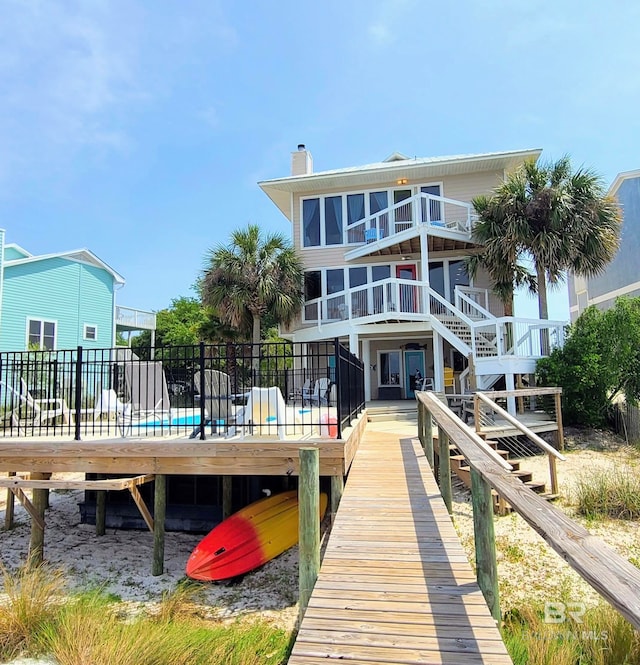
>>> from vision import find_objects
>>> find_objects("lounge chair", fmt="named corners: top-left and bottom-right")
top-left (118, 361), bottom-right (171, 436)
top-left (2, 379), bottom-right (71, 435)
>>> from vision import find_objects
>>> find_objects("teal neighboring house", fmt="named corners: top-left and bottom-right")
top-left (0, 229), bottom-right (155, 352)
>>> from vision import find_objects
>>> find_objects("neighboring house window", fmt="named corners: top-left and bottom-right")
top-left (84, 324), bottom-right (98, 341)
top-left (27, 319), bottom-right (56, 350)
top-left (379, 351), bottom-right (401, 386)
top-left (324, 196), bottom-right (343, 245)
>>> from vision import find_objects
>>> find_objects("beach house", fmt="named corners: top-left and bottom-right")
top-left (259, 147), bottom-right (565, 405)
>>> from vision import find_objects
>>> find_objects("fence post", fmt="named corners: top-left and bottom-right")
top-left (4, 471), bottom-right (15, 530)
top-left (198, 342), bottom-right (206, 441)
top-left (334, 339), bottom-right (342, 439)
top-left (152, 474), bottom-right (166, 576)
top-left (29, 472), bottom-right (47, 567)
top-left (299, 447), bottom-right (320, 624)
top-left (470, 467), bottom-right (500, 622)
top-left (437, 425), bottom-right (452, 514)
top-left (74, 346), bottom-right (83, 441)
top-left (330, 473), bottom-right (344, 522)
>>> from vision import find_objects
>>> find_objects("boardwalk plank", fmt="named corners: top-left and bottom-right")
top-left (288, 431), bottom-right (512, 664)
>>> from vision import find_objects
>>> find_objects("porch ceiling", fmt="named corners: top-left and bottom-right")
top-left (358, 235), bottom-right (480, 257)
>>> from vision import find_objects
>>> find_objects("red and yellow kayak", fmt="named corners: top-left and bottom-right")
top-left (186, 490), bottom-right (328, 581)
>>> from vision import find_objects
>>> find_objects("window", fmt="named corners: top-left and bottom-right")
top-left (347, 194), bottom-right (365, 225)
top-left (326, 269), bottom-right (344, 295)
top-left (27, 319), bottom-right (56, 350)
top-left (324, 196), bottom-right (343, 245)
top-left (372, 265), bottom-right (391, 282)
top-left (449, 260), bottom-right (470, 299)
top-left (304, 271), bottom-right (322, 301)
top-left (369, 191), bottom-right (388, 215)
top-left (429, 262), bottom-right (445, 298)
top-left (379, 351), bottom-right (401, 386)
top-left (349, 267), bottom-right (367, 288)
top-left (84, 324), bottom-right (98, 341)
top-left (302, 198), bottom-right (321, 247)
top-left (421, 184), bottom-right (443, 222)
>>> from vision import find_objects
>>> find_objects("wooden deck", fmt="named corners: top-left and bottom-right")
top-left (289, 430), bottom-right (512, 664)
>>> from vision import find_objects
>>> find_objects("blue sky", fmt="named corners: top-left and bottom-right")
top-left (2, 1), bottom-right (639, 320)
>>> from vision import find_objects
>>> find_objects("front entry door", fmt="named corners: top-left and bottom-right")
top-left (396, 264), bottom-right (417, 313)
top-left (404, 350), bottom-right (425, 399)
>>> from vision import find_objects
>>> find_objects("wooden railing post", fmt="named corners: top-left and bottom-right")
top-left (470, 467), bottom-right (500, 622)
top-left (437, 425), bottom-right (452, 515)
top-left (222, 476), bottom-right (233, 519)
top-left (424, 404), bottom-right (434, 469)
top-left (549, 455), bottom-right (559, 496)
top-left (299, 447), bottom-right (320, 623)
top-left (152, 474), bottom-right (166, 576)
top-left (96, 473), bottom-right (106, 536)
top-left (555, 391), bottom-right (565, 451)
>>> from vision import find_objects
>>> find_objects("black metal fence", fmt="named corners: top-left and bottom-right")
top-left (0, 339), bottom-right (365, 440)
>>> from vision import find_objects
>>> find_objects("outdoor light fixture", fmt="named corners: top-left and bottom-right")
top-left (397, 178), bottom-right (408, 185)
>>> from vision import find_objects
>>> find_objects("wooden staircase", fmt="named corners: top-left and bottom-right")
top-left (438, 434), bottom-right (556, 514)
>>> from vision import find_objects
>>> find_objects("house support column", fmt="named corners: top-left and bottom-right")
top-left (362, 338), bottom-right (372, 402)
top-left (505, 373), bottom-right (516, 416)
top-left (419, 226), bottom-right (430, 315)
top-left (433, 332), bottom-right (444, 392)
top-left (349, 332), bottom-right (359, 357)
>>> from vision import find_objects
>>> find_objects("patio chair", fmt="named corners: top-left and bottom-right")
top-left (304, 377), bottom-right (332, 406)
top-left (118, 361), bottom-right (171, 436)
top-left (236, 386), bottom-right (287, 439)
top-left (190, 369), bottom-right (233, 437)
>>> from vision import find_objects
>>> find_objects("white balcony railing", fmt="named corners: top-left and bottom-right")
top-left (115, 306), bottom-right (157, 331)
top-left (302, 281), bottom-right (565, 361)
top-left (346, 192), bottom-right (474, 245)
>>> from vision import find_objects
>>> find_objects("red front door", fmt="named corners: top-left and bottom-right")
top-left (396, 264), bottom-right (417, 312)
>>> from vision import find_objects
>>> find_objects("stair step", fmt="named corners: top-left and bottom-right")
top-left (511, 470), bottom-right (533, 483)
top-left (539, 492), bottom-right (560, 501)
top-left (525, 480), bottom-right (547, 493)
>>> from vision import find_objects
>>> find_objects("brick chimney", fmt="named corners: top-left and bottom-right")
top-left (291, 144), bottom-right (313, 176)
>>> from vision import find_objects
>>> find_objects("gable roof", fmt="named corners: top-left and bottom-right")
top-left (609, 169), bottom-right (640, 197)
top-left (259, 148), bottom-right (542, 219)
top-left (5, 248), bottom-right (125, 285)
top-left (4, 243), bottom-right (32, 259)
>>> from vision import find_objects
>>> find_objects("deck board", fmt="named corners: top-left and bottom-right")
top-left (288, 431), bottom-right (512, 664)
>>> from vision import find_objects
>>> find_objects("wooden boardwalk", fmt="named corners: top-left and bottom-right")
top-left (288, 430), bottom-right (512, 664)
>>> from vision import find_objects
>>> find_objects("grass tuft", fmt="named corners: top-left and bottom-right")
top-left (574, 466), bottom-right (640, 519)
top-left (0, 559), bottom-right (64, 661)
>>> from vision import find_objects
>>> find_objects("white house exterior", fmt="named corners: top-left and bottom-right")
top-left (260, 147), bottom-right (565, 403)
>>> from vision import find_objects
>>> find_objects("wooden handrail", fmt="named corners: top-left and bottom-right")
top-left (418, 390), bottom-right (640, 631)
top-left (475, 392), bottom-right (566, 461)
top-left (480, 386), bottom-right (562, 398)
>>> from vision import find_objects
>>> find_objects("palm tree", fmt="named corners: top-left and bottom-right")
top-left (467, 194), bottom-right (537, 317)
top-left (477, 157), bottom-right (622, 320)
top-left (201, 224), bottom-right (304, 354)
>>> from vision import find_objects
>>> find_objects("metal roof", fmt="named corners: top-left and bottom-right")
top-left (259, 148), bottom-right (542, 219)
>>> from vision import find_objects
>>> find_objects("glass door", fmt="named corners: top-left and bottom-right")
top-left (396, 264), bottom-right (417, 312)
top-left (393, 189), bottom-right (413, 233)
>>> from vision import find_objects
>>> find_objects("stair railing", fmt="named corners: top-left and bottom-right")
top-left (416, 389), bottom-right (640, 630)
top-left (474, 391), bottom-right (565, 495)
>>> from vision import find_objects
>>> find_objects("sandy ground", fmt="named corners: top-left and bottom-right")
top-left (1, 421), bottom-right (639, 664)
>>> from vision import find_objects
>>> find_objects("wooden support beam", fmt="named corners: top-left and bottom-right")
top-left (96, 488), bottom-right (106, 536)
top-left (10, 487), bottom-right (45, 531)
top-left (437, 426), bottom-right (452, 515)
top-left (424, 403), bottom-right (434, 469)
top-left (29, 472), bottom-right (47, 566)
top-left (222, 476), bottom-right (233, 520)
top-left (299, 447), bottom-right (320, 624)
top-left (330, 474), bottom-right (344, 521)
top-left (470, 467), bottom-right (500, 622)
top-left (129, 483), bottom-right (154, 533)
top-left (152, 474), bottom-right (166, 576)
top-left (4, 471), bottom-right (15, 530)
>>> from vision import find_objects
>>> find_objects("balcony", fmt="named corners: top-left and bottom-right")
top-left (115, 306), bottom-right (157, 331)
top-left (344, 192), bottom-right (476, 261)
top-left (304, 278), bottom-right (427, 325)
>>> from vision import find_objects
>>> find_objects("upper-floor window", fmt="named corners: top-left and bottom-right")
top-left (27, 319), bottom-right (56, 350)
top-left (301, 184), bottom-right (443, 248)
